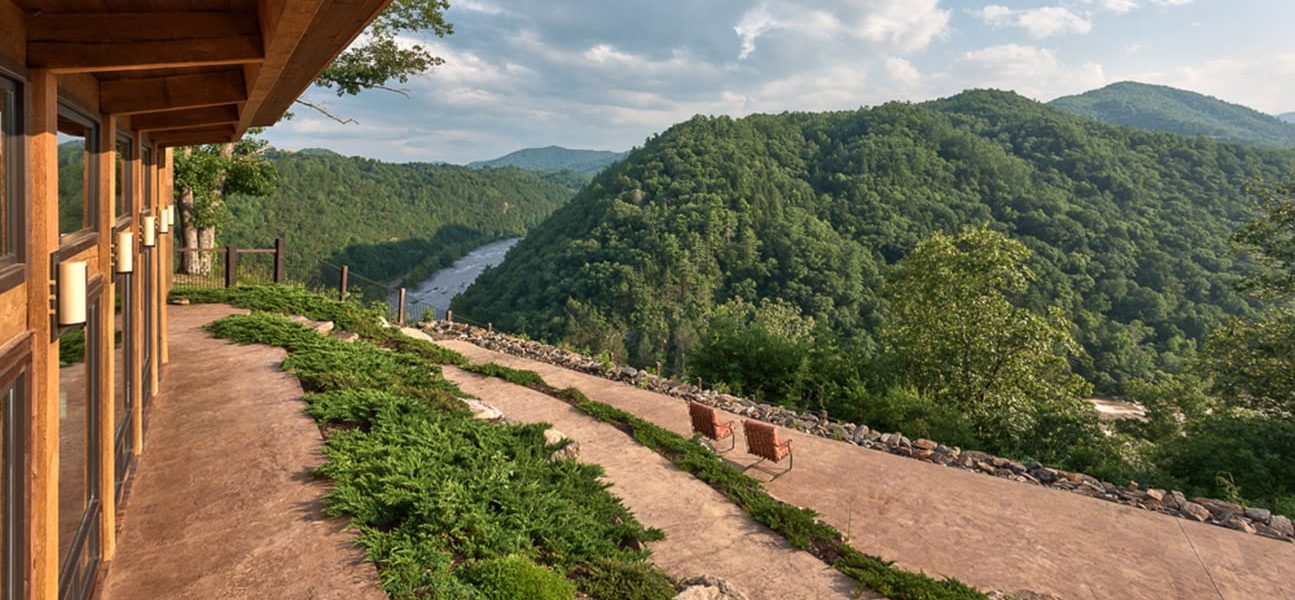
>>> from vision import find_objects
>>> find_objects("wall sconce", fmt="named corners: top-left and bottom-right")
top-left (159, 206), bottom-right (172, 234)
top-left (115, 231), bottom-right (134, 273)
top-left (142, 216), bottom-right (157, 247)
top-left (57, 261), bottom-right (88, 326)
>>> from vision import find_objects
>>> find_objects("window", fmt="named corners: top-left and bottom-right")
top-left (57, 109), bottom-right (97, 241)
top-left (114, 136), bottom-right (132, 222)
top-left (57, 299), bottom-right (100, 599)
top-left (0, 76), bottom-right (21, 274)
top-left (1, 366), bottom-right (27, 600)
top-left (112, 274), bottom-right (132, 498)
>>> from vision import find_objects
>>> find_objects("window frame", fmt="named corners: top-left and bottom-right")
top-left (0, 334), bottom-right (31, 600)
top-left (0, 73), bottom-right (26, 293)
top-left (56, 278), bottom-right (102, 600)
top-left (113, 132), bottom-right (133, 229)
top-left (55, 105), bottom-right (99, 258)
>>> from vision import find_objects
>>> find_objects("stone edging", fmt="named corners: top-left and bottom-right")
top-left (424, 320), bottom-right (1295, 544)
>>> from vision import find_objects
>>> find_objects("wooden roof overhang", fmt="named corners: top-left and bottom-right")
top-left (13, 0), bottom-right (391, 147)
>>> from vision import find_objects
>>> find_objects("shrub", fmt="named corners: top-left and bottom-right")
top-left (574, 557), bottom-right (676, 600)
top-left (460, 556), bottom-right (575, 600)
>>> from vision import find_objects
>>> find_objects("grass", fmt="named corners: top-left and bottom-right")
top-left (185, 284), bottom-right (985, 599)
top-left (204, 311), bottom-right (674, 599)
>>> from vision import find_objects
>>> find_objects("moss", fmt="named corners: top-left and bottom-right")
top-left (460, 556), bottom-right (575, 600)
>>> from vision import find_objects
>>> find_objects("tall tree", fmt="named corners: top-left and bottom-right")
top-left (882, 226), bottom-right (1092, 449)
top-left (174, 1), bottom-right (455, 269)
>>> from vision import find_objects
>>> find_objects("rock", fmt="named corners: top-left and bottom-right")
top-left (674, 576), bottom-right (749, 600)
top-left (1163, 490), bottom-right (1187, 510)
top-left (462, 399), bottom-right (504, 422)
top-left (913, 438), bottom-right (938, 451)
top-left (1181, 502), bottom-right (1211, 522)
top-left (1270, 515), bottom-right (1294, 537)
top-left (1143, 489), bottom-right (1165, 504)
top-left (543, 428), bottom-right (580, 462)
top-left (288, 315), bottom-right (311, 325)
top-left (852, 425), bottom-right (871, 444)
top-left (333, 331), bottom-right (360, 343)
top-left (1225, 516), bottom-right (1256, 535)
top-left (311, 320), bottom-right (335, 336)
top-left (1243, 507), bottom-right (1272, 523)
top-left (170, 297), bottom-right (191, 305)
top-left (618, 366), bottom-right (638, 379)
top-left (1194, 498), bottom-right (1243, 520)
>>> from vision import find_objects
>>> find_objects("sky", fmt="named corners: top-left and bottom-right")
top-left (262, 0), bottom-right (1295, 164)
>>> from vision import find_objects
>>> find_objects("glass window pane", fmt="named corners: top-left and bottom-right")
top-left (57, 116), bottom-right (93, 237)
top-left (58, 324), bottom-right (90, 563)
top-left (0, 85), bottom-right (10, 256)
top-left (115, 140), bottom-right (129, 219)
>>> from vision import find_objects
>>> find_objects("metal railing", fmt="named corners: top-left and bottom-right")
top-left (173, 238), bottom-right (286, 289)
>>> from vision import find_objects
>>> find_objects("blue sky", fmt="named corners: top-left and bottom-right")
top-left (263, 0), bottom-right (1295, 164)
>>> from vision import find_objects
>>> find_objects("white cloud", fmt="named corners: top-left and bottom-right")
top-left (885, 57), bottom-right (921, 88)
top-left (1097, 0), bottom-right (1138, 13)
top-left (958, 44), bottom-right (1106, 98)
top-left (732, 0), bottom-right (950, 59)
top-left (1123, 54), bottom-right (1295, 113)
top-left (972, 6), bottom-right (1093, 39)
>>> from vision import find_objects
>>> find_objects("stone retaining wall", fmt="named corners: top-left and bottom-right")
top-left (425, 320), bottom-right (1295, 544)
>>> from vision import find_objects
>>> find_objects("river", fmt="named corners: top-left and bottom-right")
top-left (391, 237), bottom-right (520, 322)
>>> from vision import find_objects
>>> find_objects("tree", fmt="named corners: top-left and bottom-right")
top-left (1236, 178), bottom-right (1295, 301)
top-left (174, 0), bottom-right (456, 269)
top-left (882, 226), bottom-right (1093, 450)
top-left (174, 134), bottom-right (275, 274)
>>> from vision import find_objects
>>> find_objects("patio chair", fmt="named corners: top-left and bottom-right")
top-left (743, 420), bottom-right (793, 471)
top-left (688, 401), bottom-right (736, 451)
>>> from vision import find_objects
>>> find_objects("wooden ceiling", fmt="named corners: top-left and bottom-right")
top-left (11, 0), bottom-right (391, 146)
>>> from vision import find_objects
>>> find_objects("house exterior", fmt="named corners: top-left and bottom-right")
top-left (0, 3), bottom-right (392, 598)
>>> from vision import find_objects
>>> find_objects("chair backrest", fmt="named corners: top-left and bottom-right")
top-left (743, 420), bottom-right (782, 460)
top-left (688, 402), bottom-right (721, 439)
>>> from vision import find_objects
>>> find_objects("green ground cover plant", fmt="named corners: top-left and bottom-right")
top-left (460, 362), bottom-right (986, 600)
top-left (204, 309), bottom-right (673, 599)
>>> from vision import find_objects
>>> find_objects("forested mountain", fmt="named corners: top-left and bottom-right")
top-left (1050, 81), bottom-right (1295, 148)
top-left (467, 145), bottom-right (627, 175)
top-left (455, 89), bottom-right (1295, 394)
top-left (222, 150), bottom-right (580, 292)
top-left (1279, 112), bottom-right (1295, 124)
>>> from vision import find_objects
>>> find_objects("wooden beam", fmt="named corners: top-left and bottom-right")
top-left (149, 127), bottom-right (237, 147)
top-left (28, 12), bottom-right (263, 73)
top-left (130, 105), bottom-right (241, 132)
top-left (101, 71), bottom-right (247, 115)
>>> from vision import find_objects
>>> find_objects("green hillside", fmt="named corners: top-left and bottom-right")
top-left (468, 145), bottom-right (627, 175)
top-left (455, 89), bottom-right (1295, 394)
top-left (1279, 112), bottom-right (1295, 124)
top-left (222, 150), bottom-right (580, 293)
top-left (1050, 81), bottom-right (1295, 148)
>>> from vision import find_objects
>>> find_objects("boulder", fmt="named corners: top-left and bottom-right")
top-left (311, 320), bottom-right (335, 336)
top-left (333, 331), bottom-right (361, 343)
top-left (674, 576), bottom-right (749, 600)
top-left (1181, 502), bottom-right (1211, 522)
top-left (1194, 498), bottom-right (1243, 520)
top-left (1143, 489), bottom-right (1165, 505)
top-left (543, 428), bottom-right (580, 462)
top-left (1243, 506), bottom-right (1272, 523)
top-left (462, 399), bottom-right (504, 422)
top-left (1270, 515), bottom-right (1294, 537)
top-left (1225, 516), bottom-right (1256, 535)
top-left (1163, 490), bottom-right (1187, 510)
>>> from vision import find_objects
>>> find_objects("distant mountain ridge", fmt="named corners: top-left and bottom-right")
top-left (1049, 81), bottom-right (1295, 148)
top-left (1279, 112), bottom-right (1295, 124)
top-left (468, 145), bottom-right (627, 175)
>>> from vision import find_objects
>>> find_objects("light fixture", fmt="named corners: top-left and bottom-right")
top-left (159, 206), bottom-right (171, 234)
top-left (115, 231), bottom-right (134, 273)
top-left (57, 261), bottom-right (88, 326)
top-left (142, 215), bottom-right (156, 247)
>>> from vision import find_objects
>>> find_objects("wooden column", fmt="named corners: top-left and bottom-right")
top-left (97, 116), bottom-right (117, 560)
top-left (26, 68), bottom-right (59, 600)
top-left (129, 145), bottom-right (144, 457)
top-left (159, 148), bottom-right (172, 365)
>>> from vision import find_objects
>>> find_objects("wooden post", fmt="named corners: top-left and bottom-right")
top-left (224, 246), bottom-right (237, 288)
top-left (273, 237), bottom-right (285, 283)
top-left (397, 288), bottom-right (406, 325)
top-left (27, 68), bottom-right (60, 600)
top-left (339, 265), bottom-right (348, 301)
top-left (97, 115), bottom-right (117, 561)
top-left (446, 309), bottom-right (453, 323)
top-left (488, 322), bottom-right (493, 332)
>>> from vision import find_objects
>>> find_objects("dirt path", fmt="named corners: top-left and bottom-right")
top-left (442, 364), bottom-right (864, 600)
top-left (100, 305), bottom-right (385, 600)
top-left (435, 338), bottom-right (1295, 600)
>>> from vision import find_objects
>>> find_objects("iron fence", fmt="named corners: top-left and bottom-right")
top-left (173, 238), bottom-right (286, 289)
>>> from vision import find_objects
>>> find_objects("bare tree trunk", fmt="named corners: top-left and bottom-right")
top-left (179, 183), bottom-right (201, 275)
